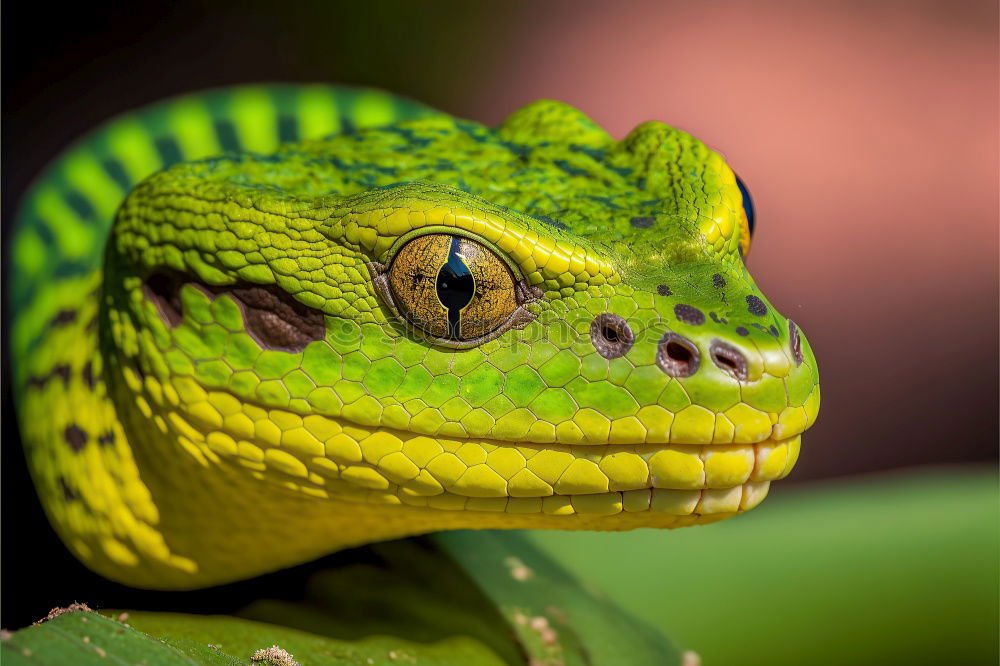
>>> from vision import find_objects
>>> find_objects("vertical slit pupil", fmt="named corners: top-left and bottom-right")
top-left (436, 237), bottom-right (475, 338)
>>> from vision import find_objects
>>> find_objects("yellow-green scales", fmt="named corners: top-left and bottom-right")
top-left (10, 85), bottom-right (819, 589)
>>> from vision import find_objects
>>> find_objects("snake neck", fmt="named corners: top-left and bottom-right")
top-left (16, 270), bottom-right (177, 583)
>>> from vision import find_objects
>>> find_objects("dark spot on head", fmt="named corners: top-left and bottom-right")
top-left (789, 320), bottom-right (803, 365)
top-left (709, 312), bottom-right (729, 325)
top-left (674, 304), bottom-right (706, 326)
top-left (227, 284), bottom-right (326, 353)
top-left (712, 274), bottom-right (726, 289)
top-left (143, 273), bottom-right (183, 327)
top-left (656, 284), bottom-right (672, 297)
top-left (735, 326), bottom-right (750, 336)
top-left (629, 216), bottom-right (655, 229)
top-left (28, 364), bottom-right (74, 390)
top-left (590, 313), bottom-right (634, 359)
top-left (746, 294), bottom-right (768, 316)
top-left (53, 365), bottom-right (71, 384)
top-left (98, 432), bottom-right (116, 447)
top-left (64, 425), bottom-right (87, 452)
top-left (769, 325), bottom-right (780, 337)
top-left (51, 309), bottom-right (78, 327)
top-left (538, 215), bottom-right (568, 230)
top-left (82, 362), bottom-right (94, 389)
top-left (58, 477), bottom-right (78, 502)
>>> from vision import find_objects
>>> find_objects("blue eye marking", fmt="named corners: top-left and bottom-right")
top-left (735, 174), bottom-right (755, 237)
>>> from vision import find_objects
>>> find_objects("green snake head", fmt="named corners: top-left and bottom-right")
top-left (24, 94), bottom-right (819, 587)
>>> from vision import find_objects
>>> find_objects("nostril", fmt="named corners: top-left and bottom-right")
top-left (788, 320), bottom-right (803, 366)
top-left (657, 333), bottom-right (700, 377)
top-left (667, 342), bottom-right (692, 362)
top-left (710, 340), bottom-right (749, 381)
top-left (591, 313), bottom-right (634, 359)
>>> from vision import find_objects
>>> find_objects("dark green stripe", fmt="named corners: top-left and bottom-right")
top-left (134, 98), bottom-right (189, 165)
top-left (213, 119), bottom-right (241, 153)
top-left (334, 89), bottom-right (358, 134)
top-left (267, 85), bottom-right (303, 144)
top-left (277, 115), bottom-right (299, 143)
top-left (62, 189), bottom-right (96, 221)
top-left (31, 215), bottom-right (57, 247)
top-left (154, 136), bottom-right (184, 168)
top-left (101, 157), bottom-right (132, 191)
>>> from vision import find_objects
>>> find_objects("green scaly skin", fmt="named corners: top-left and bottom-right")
top-left (12, 85), bottom-right (819, 589)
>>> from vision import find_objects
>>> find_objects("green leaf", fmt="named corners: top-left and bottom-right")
top-left (122, 611), bottom-right (509, 666)
top-left (242, 534), bottom-right (681, 665)
top-left (239, 539), bottom-right (526, 664)
top-left (432, 531), bottom-right (682, 666)
top-left (0, 610), bottom-right (240, 665)
top-left (1, 607), bottom-right (509, 666)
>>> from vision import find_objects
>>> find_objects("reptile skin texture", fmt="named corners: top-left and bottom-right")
top-left (11, 85), bottom-right (819, 589)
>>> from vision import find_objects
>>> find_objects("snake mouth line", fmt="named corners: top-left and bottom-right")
top-left (367, 479), bottom-right (775, 518)
top-left (209, 396), bottom-right (802, 516)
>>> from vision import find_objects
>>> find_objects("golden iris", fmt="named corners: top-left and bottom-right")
top-left (387, 234), bottom-right (518, 341)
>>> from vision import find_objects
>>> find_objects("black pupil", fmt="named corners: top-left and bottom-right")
top-left (436, 237), bottom-right (475, 338)
top-left (735, 174), bottom-right (755, 236)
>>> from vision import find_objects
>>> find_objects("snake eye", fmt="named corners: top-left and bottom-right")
top-left (387, 234), bottom-right (519, 341)
top-left (735, 174), bottom-right (755, 258)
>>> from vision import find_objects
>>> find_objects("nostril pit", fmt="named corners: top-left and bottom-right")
top-left (716, 353), bottom-right (737, 371)
top-left (788, 320), bottom-right (803, 365)
top-left (657, 333), bottom-right (700, 377)
top-left (591, 313), bottom-right (634, 359)
top-left (710, 341), bottom-right (749, 381)
top-left (666, 341), bottom-right (692, 362)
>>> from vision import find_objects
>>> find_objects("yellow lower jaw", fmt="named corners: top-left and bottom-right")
top-left (287, 437), bottom-right (800, 505)
top-left (216, 417), bottom-right (799, 518)
top-left (158, 384), bottom-right (802, 518)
